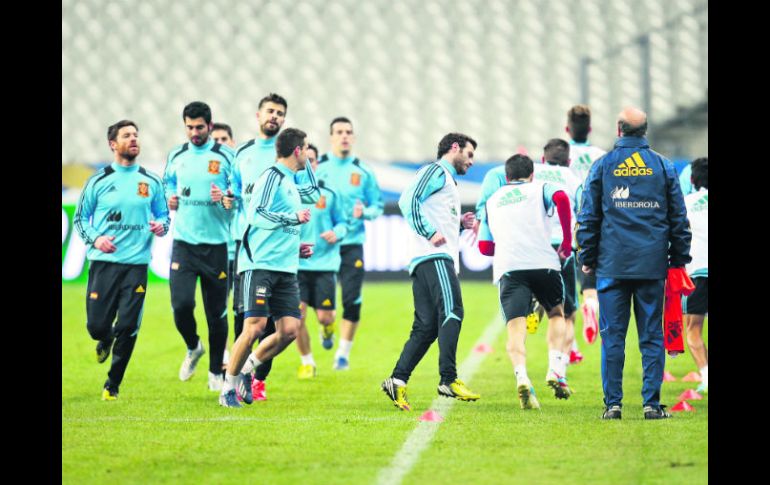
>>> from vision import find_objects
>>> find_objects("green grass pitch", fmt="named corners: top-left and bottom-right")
top-left (62, 281), bottom-right (707, 484)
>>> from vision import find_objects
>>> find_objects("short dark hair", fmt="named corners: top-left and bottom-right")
top-left (690, 157), bottom-right (708, 190)
top-left (258, 93), bottom-right (288, 111)
top-left (182, 101), bottom-right (212, 124)
top-left (307, 143), bottom-right (318, 157)
top-left (543, 138), bottom-right (570, 166)
top-left (436, 133), bottom-right (478, 159)
top-left (505, 154), bottom-right (534, 181)
top-left (107, 120), bottom-right (138, 143)
top-left (618, 120), bottom-right (648, 137)
top-left (212, 123), bottom-right (232, 139)
top-left (329, 116), bottom-right (353, 134)
top-left (567, 104), bottom-right (591, 143)
top-left (276, 128), bottom-right (307, 158)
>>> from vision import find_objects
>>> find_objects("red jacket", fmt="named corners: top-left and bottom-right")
top-left (664, 268), bottom-right (695, 356)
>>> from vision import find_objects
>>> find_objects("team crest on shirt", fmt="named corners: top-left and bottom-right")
top-left (208, 160), bottom-right (221, 175)
top-left (350, 172), bottom-right (361, 186)
top-left (137, 182), bottom-right (150, 198)
top-left (316, 195), bottom-right (327, 209)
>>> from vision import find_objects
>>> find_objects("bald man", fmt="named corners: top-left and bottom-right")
top-left (576, 107), bottom-right (691, 420)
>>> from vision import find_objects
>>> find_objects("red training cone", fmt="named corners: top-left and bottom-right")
top-left (473, 343), bottom-right (494, 354)
top-left (681, 371), bottom-right (702, 382)
top-left (662, 371), bottom-right (677, 382)
top-left (671, 401), bottom-right (695, 412)
top-left (419, 410), bottom-right (444, 422)
top-left (678, 389), bottom-right (703, 401)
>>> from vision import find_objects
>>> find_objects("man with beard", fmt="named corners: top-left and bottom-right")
top-left (381, 133), bottom-right (480, 410)
top-left (164, 101), bottom-right (235, 392)
top-left (75, 120), bottom-right (170, 400)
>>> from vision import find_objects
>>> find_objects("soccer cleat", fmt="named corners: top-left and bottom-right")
top-left (517, 383), bottom-right (540, 409)
top-left (644, 404), bottom-right (672, 420)
top-left (438, 379), bottom-right (480, 401)
top-left (96, 339), bottom-right (113, 364)
top-left (526, 312), bottom-right (540, 334)
top-left (333, 356), bottom-right (350, 371)
top-left (569, 349), bottom-right (584, 365)
top-left (297, 364), bottom-right (317, 379)
top-left (252, 379), bottom-right (267, 401)
top-left (602, 405), bottom-right (622, 419)
top-left (208, 372), bottom-right (224, 392)
top-left (236, 373), bottom-right (253, 404)
top-left (546, 371), bottom-right (572, 399)
top-left (219, 389), bottom-right (242, 408)
top-left (582, 303), bottom-right (599, 344)
top-left (320, 323), bottom-right (335, 350)
top-left (381, 377), bottom-right (411, 411)
top-left (696, 383), bottom-right (708, 394)
top-left (179, 340), bottom-right (206, 381)
top-left (101, 388), bottom-right (118, 401)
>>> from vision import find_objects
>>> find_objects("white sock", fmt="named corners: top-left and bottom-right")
top-left (585, 298), bottom-right (599, 313)
top-left (548, 349), bottom-right (561, 375)
top-left (301, 353), bottom-right (315, 366)
top-left (700, 365), bottom-right (708, 386)
top-left (241, 353), bottom-right (261, 374)
top-left (559, 352), bottom-right (570, 376)
top-left (571, 340), bottom-right (579, 352)
top-left (336, 339), bottom-right (353, 359)
top-left (514, 365), bottom-right (530, 386)
top-left (393, 378), bottom-right (406, 386)
top-left (223, 373), bottom-right (238, 392)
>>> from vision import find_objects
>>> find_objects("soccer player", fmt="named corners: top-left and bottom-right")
top-left (164, 101), bottom-right (235, 391)
top-left (212, 94), bottom-right (288, 400)
top-left (316, 117), bottom-right (384, 371)
top-left (479, 154), bottom-right (574, 408)
top-left (533, 139), bottom-right (584, 369)
top-left (211, 122), bottom-right (236, 372)
top-left (381, 133), bottom-right (480, 411)
top-left (219, 128), bottom-right (320, 407)
top-left (75, 120), bottom-right (170, 400)
top-left (682, 157), bottom-right (708, 393)
top-left (295, 143), bottom-right (349, 378)
top-left (565, 104), bottom-right (607, 346)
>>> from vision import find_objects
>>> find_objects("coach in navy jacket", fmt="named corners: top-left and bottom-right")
top-left (576, 107), bottom-right (691, 420)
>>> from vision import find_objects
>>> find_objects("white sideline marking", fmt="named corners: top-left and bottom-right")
top-left (375, 317), bottom-right (503, 485)
top-left (63, 416), bottom-right (399, 423)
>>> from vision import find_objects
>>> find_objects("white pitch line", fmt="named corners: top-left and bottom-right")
top-left (375, 316), bottom-right (504, 485)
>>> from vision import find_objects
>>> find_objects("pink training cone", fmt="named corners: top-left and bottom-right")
top-left (678, 389), bottom-right (703, 401)
top-left (681, 371), bottom-right (702, 382)
top-left (662, 371), bottom-right (677, 382)
top-left (419, 410), bottom-right (444, 422)
top-left (473, 343), bottom-right (494, 354)
top-left (671, 401), bottom-right (695, 412)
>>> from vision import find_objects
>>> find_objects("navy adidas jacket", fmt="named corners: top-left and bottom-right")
top-left (576, 136), bottom-right (691, 279)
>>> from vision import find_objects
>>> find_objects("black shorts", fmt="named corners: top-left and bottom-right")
top-left (683, 277), bottom-right (708, 315)
top-left (339, 244), bottom-right (365, 321)
top-left (552, 244), bottom-right (577, 316)
top-left (241, 269), bottom-right (301, 320)
top-left (86, 261), bottom-right (148, 337)
top-left (298, 270), bottom-right (336, 310)
top-left (499, 269), bottom-right (565, 321)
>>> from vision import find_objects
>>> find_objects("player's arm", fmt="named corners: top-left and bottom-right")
top-left (477, 202), bottom-right (495, 256)
top-left (546, 184), bottom-right (572, 258)
top-left (73, 176), bottom-right (102, 246)
top-left (250, 170), bottom-right (303, 228)
top-left (362, 167), bottom-right (384, 220)
top-left (576, 160), bottom-right (603, 270)
top-left (397, 165), bottom-right (445, 240)
top-left (148, 176), bottom-right (170, 237)
top-left (666, 161), bottom-right (693, 268)
top-left (330, 192), bottom-right (349, 241)
top-left (163, 151), bottom-right (179, 210)
top-left (296, 160), bottom-right (320, 204)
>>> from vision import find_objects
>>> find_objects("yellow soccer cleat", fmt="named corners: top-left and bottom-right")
top-left (320, 322), bottom-right (335, 350)
top-left (517, 383), bottom-right (540, 409)
top-left (381, 378), bottom-right (411, 411)
top-left (297, 364), bottom-right (317, 379)
top-left (101, 388), bottom-right (118, 401)
top-left (438, 379), bottom-right (480, 401)
top-left (526, 312), bottom-right (540, 334)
